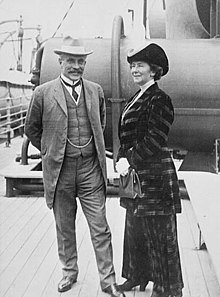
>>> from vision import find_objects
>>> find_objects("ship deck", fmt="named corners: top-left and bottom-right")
top-left (0, 137), bottom-right (220, 297)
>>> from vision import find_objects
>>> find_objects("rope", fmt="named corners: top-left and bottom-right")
top-left (51, 0), bottom-right (77, 38)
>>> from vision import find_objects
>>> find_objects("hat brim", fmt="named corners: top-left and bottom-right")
top-left (54, 49), bottom-right (93, 56)
top-left (127, 43), bottom-right (169, 76)
top-left (127, 43), bottom-right (146, 59)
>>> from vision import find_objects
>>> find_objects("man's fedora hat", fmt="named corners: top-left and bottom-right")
top-left (54, 36), bottom-right (93, 56)
top-left (127, 43), bottom-right (169, 76)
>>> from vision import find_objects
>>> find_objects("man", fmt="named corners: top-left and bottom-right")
top-left (25, 36), bottom-right (125, 297)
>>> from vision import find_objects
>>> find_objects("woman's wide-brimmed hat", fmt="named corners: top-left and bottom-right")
top-left (54, 36), bottom-right (93, 56)
top-left (127, 43), bottom-right (169, 76)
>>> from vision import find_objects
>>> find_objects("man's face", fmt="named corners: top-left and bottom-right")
top-left (59, 54), bottom-right (87, 81)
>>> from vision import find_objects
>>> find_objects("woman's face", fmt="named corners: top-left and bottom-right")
top-left (130, 61), bottom-right (154, 86)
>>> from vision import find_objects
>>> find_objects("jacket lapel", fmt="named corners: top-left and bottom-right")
top-left (52, 77), bottom-right (95, 118)
top-left (82, 79), bottom-right (92, 121)
top-left (132, 82), bottom-right (158, 106)
top-left (53, 78), bottom-right (67, 115)
top-left (142, 82), bottom-right (158, 99)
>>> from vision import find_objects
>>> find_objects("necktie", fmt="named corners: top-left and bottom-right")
top-left (61, 78), bottom-right (81, 101)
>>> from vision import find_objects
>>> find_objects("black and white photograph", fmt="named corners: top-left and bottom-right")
top-left (0, 1), bottom-right (220, 296)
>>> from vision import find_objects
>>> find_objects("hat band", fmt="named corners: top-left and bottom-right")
top-left (60, 45), bottom-right (86, 54)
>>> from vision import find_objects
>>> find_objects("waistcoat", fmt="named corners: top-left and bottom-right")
top-left (63, 85), bottom-right (95, 158)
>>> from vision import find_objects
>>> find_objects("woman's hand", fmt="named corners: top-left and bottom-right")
top-left (116, 158), bottom-right (130, 176)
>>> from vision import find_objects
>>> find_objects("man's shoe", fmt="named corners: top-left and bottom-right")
top-left (103, 283), bottom-right (126, 297)
top-left (58, 276), bottom-right (76, 292)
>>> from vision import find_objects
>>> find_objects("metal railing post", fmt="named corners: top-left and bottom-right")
top-left (20, 96), bottom-right (24, 136)
top-left (6, 98), bottom-right (11, 147)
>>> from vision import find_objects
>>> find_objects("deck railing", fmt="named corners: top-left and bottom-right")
top-left (0, 94), bottom-right (32, 146)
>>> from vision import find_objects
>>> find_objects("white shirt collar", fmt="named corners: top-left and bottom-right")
top-left (60, 73), bottom-right (80, 86)
top-left (139, 79), bottom-right (155, 94)
top-left (121, 79), bottom-right (155, 121)
top-left (60, 74), bottom-right (82, 105)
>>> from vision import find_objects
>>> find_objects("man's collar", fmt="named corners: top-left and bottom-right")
top-left (60, 74), bottom-right (81, 86)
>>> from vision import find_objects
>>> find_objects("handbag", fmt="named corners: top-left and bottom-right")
top-left (119, 168), bottom-right (143, 199)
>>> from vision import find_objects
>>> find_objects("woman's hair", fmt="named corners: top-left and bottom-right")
top-left (150, 63), bottom-right (163, 81)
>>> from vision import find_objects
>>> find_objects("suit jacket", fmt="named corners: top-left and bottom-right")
top-left (25, 77), bottom-right (107, 209)
top-left (118, 83), bottom-right (181, 216)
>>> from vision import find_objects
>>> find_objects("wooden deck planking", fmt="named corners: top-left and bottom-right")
top-left (22, 240), bottom-right (58, 297)
top-left (0, 197), bottom-right (27, 225)
top-left (176, 216), bottom-right (191, 297)
top-left (0, 203), bottom-right (53, 296)
top-left (0, 198), bottom-right (40, 244)
top-left (0, 195), bottom-right (220, 296)
top-left (0, 197), bottom-right (153, 297)
top-left (0, 136), bottom-right (220, 297)
top-left (0, 199), bottom-right (48, 273)
top-left (178, 199), bottom-right (211, 297)
top-left (4, 220), bottom-right (55, 297)
top-left (182, 198), bottom-right (220, 297)
top-left (180, 172), bottom-right (220, 288)
top-left (0, 197), bottom-right (16, 215)
top-left (0, 198), bottom-right (45, 255)
top-left (40, 262), bottom-right (61, 297)
top-left (12, 202), bottom-right (90, 297)
top-left (76, 243), bottom-right (100, 297)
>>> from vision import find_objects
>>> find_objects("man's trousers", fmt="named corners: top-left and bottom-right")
top-left (53, 155), bottom-right (116, 290)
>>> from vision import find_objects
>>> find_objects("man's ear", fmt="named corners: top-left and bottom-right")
top-left (58, 58), bottom-right (62, 65)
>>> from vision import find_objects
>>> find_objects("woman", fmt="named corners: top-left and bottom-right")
top-left (116, 43), bottom-right (184, 297)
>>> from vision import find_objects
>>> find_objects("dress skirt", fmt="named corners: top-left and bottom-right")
top-left (121, 212), bottom-right (183, 296)
top-left (141, 214), bottom-right (184, 296)
top-left (121, 210), bottom-right (152, 282)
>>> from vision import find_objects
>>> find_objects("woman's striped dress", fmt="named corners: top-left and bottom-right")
top-left (118, 82), bottom-right (184, 296)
